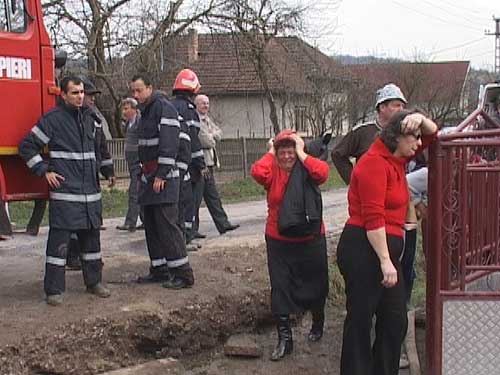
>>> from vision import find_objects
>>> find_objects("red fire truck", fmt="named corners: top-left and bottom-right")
top-left (0, 0), bottom-right (60, 235)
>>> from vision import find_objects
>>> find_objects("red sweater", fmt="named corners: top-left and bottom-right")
top-left (251, 153), bottom-right (329, 242)
top-left (346, 134), bottom-right (435, 238)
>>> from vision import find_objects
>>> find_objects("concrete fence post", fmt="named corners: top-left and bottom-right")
top-left (241, 137), bottom-right (248, 178)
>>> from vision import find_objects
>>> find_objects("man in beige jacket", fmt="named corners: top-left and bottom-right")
top-left (192, 95), bottom-right (239, 237)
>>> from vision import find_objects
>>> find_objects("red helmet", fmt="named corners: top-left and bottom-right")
top-left (173, 68), bottom-right (200, 93)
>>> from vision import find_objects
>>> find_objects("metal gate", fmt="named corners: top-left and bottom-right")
top-left (427, 108), bottom-right (500, 375)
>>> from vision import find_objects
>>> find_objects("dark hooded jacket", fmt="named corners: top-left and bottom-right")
top-left (277, 135), bottom-right (330, 237)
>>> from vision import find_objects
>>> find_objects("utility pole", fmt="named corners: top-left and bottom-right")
top-left (485, 16), bottom-right (500, 74)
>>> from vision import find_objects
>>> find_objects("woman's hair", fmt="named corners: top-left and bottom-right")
top-left (274, 138), bottom-right (295, 151)
top-left (273, 129), bottom-right (296, 151)
top-left (379, 109), bottom-right (416, 153)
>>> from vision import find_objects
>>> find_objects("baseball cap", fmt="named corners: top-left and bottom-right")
top-left (83, 80), bottom-right (101, 95)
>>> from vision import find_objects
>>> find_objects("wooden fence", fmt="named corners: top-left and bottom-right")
top-left (107, 138), bottom-right (269, 179)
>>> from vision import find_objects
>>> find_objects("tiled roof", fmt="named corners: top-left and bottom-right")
top-left (159, 32), bottom-right (346, 95)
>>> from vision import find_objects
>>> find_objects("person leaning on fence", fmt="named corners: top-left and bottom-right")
top-left (116, 97), bottom-right (144, 232)
top-left (336, 110), bottom-right (438, 375)
top-left (130, 73), bottom-right (194, 289)
top-left (251, 130), bottom-right (330, 361)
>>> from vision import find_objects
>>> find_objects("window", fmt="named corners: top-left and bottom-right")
top-left (0, 0), bottom-right (26, 33)
top-left (294, 106), bottom-right (307, 132)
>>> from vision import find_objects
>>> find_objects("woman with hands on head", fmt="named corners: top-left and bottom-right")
top-left (336, 110), bottom-right (438, 375)
top-left (251, 130), bottom-right (330, 361)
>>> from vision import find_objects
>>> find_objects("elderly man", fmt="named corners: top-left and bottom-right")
top-left (116, 97), bottom-right (144, 231)
top-left (331, 83), bottom-right (407, 185)
top-left (192, 94), bottom-right (239, 237)
top-left (19, 75), bottom-right (110, 305)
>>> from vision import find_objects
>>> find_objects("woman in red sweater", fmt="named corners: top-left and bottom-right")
top-left (251, 130), bottom-right (330, 361)
top-left (337, 110), bottom-right (437, 375)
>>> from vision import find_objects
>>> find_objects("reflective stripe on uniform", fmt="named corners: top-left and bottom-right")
top-left (183, 172), bottom-right (191, 182)
top-left (180, 132), bottom-right (190, 142)
top-left (138, 138), bottom-right (159, 146)
top-left (191, 150), bottom-right (204, 158)
top-left (81, 252), bottom-right (102, 261)
top-left (26, 154), bottom-right (43, 168)
top-left (158, 157), bottom-right (175, 165)
top-left (160, 118), bottom-right (180, 127)
top-left (101, 159), bottom-right (113, 166)
top-left (176, 162), bottom-right (188, 170)
top-left (167, 256), bottom-right (189, 268)
top-left (50, 192), bottom-right (102, 202)
top-left (50, 151), bottom-right (96, 160)
top-left (186, 120), bottom-right (200, 128)
top-left (185, 222), bottom-right (193, 229)
top-left (31, 126), bottom-right (50, 144)
top-left (46, 256), bottom-right (66, 266)
top-left (151, 258), bottom-right (167, 267)
top-left (166, 169), bottom-right (180, 179)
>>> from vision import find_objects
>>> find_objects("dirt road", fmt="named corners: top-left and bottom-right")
top-left (0, 188), bottom-right (412, 374)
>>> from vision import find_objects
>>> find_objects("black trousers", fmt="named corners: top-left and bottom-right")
top-left (337, 225), bottom-right (407, 375)
top-left (124, 151), bottom-right (143, 227)
top-left (192, 167), bottom-right (230, 234)
top-left (45, 228), bottom-right (103, 295)
top-left (143, 203), bottom-right (193, 283)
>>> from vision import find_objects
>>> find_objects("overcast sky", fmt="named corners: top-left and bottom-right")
top-left (311, 0), bottom-right (499, 70)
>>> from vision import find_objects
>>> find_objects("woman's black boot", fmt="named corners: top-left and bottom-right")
top-left (271, 314), bottom-right (293, 361)
top-left (308, 308), bottom-right (324, 342)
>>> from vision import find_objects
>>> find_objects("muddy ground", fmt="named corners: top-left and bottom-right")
top-left (0, 190), bottom-right (419, 374)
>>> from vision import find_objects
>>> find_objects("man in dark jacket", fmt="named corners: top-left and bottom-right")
top-left (66, 79), bottom-right (115, 270)
top-left (19, 75), bottom-right (111, 306)
top-left (331, 83), bottom-right (407, 184)
top-left (130, 74), bottom-right (194, 289)
top-left (171, 69), bottom-right (205, 246)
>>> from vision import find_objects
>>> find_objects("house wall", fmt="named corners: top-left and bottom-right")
top-left (206, 94), bottom-right (319, 139)
top-left (206, 95), bottom-right (273, 139)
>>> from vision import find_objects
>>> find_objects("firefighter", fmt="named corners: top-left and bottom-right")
top-left (171, 69), bottom-right (206, 247)
top-left (66, 79), bottom-right (116, 270)
top-left (130, 74), bottom-right (194, 289)
top-left (19, 75), bottom-right (110, 306)
top-left (331, 83), bottom-right (407, 185)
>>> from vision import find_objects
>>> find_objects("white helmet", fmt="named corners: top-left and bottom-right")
top-left (375, 83), bottom-right (407, 109)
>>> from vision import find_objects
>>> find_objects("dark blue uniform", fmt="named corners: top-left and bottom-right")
top-left (19, 102), bottom-right (104, 295)
top-left (137, 91), bottom-right (193, 284)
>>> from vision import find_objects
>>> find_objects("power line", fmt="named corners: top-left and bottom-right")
top-left (389, 0), bottom-right (484, 33)
top-left (438, 0), bottom-right (493, 19)
top-left (431, 37), bottom-right (487, 55)
top-left (419, 0), bottom-right (490, 26)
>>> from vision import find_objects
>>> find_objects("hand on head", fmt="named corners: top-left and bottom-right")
top-left (400, 113), bottom-right (425, 134)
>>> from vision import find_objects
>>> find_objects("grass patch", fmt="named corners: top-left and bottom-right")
top-left (7, 188), bottom-right (129, 229)
top-left (219, 165), bottom-right (345, 204)
top-left (7, 167), bottom-right (346, 227)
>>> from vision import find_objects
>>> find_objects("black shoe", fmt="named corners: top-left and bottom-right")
top-left (162, 277), bottom-right (193, 289)
top-left (66, 258), bottom-right (82, 271)
top-left (308, 308), bottom-right (325, 342)
top-left (26, 227), bottom-right (40, 236)
top-left (137, 272), bottom-right (170, 284)
top-left (308, 328), bottom-right (323, 342)
top-left (116, 224), bottom-right (136, 232)
top-left (220, 224), bottom-right (240, 234)
top-left (193, 232), bottom-right (206, 239)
